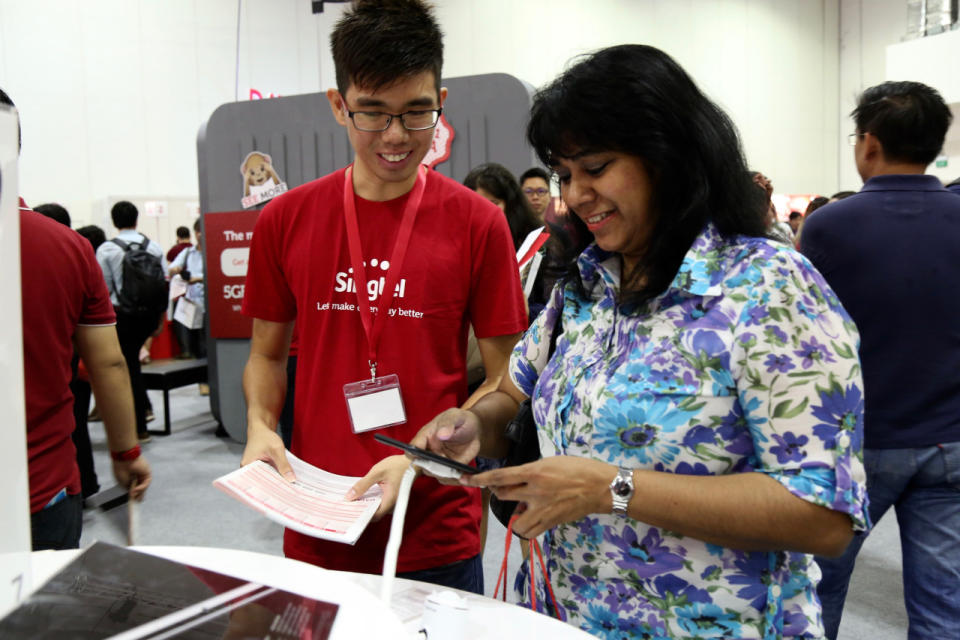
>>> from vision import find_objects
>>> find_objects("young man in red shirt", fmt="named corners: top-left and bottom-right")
top-left (1, 86), bottom-right (151, 550)
top-left (240, 0), bottom-right (527, 592)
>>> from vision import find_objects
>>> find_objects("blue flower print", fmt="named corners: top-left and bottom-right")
top-left (691, 329), bottom-right (727, 360)
top-left (674, 602), bottom-right (743, 636)
top-left (506, 224), bottom-right (867, 638)
top-left (594, 395), bottom-right (696, 464)
top-left (796, 294), bottom-right (820, 321)
top-left (513, 356), bottom-right (539, 396)
top-left (569, 573), bottom-right (603, 601)
top-left (650, 368), bottom-right (677, 385)
top-left (769, 432), bottom-right (809, 464)
top-left (682, 425), bottom-right (715, 451)
top-left (675, 461), bottom-right (712, 475)
top-left (764, 353), bottom-right (795, 374)
top-left (605, 526), bottom-right (685, 579)
top-left (651, 573), bottom-right (712, 605)
top-left (793, 336), bottom-right (836, 369)
top-left (811, 383), bottom-right (864, 450)
top-left (728, 552), bottom-right (771, 610)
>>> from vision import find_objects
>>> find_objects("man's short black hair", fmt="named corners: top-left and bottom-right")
top-left (330, 0), bottom-right (443, 95)
top-left (852, 81), bottom-right (952, 165)
top-left (111, 201), bottom-right (139, 229)
top-left (0, 86), bottom-right (21, 152)
top-left (788, 211), bottom-right (803, 221)
top-left (176, 225), bottom-right (191, 239)
top-left (34, 203), bottom-right (71, 227)
top-left (193, 218), bottom-right (202, 233)
top-left (76, 225), bottom-right (107, 251)
top-left (519, 167), bottom-right (550, 185)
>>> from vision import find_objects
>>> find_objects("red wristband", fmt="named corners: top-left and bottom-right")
top-left (110, 445), bottom-right (142, 462)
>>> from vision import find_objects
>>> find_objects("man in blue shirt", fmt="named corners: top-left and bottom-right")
top-left (801, 81), bottom-right (960, 640)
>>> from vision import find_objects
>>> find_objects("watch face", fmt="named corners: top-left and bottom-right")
top-left (614, 479), bottom-right (632, 497)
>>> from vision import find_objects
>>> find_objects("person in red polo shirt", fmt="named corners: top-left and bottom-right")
top-left (3, 86), bottom-right (151, 549)
top-left (240, 0), bottom-right (526, 593)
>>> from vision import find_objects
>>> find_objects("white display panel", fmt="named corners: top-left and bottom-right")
top-left (0, 105), bottom-right (31, 617)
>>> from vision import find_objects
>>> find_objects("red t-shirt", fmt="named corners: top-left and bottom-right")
top-left (20, 202), bottom-right (116, 513)
top-left (166, 241), bottom-right (192, 264)
top-left (242, 168), bottom-right (527, 573)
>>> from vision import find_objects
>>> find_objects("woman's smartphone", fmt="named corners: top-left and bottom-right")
top-left (373, 434), bottom-right (478, 477)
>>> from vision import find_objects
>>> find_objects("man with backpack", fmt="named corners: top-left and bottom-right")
top-left (96, 201), bottom-right (168, 442)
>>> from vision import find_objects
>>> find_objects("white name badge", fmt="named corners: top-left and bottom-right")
top-left (343, 374), bottom-right (407, 433)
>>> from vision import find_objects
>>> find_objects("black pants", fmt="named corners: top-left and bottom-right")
top-left (31, 493), bottom-right (83, 550)
top-left (70, 377), bottom-right (99, 497)
top-left (172, 319), bottom-right (206, 358)
top-left (116, 311), bottom-right (160, 436)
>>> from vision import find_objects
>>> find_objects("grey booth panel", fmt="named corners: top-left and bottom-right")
top-left (197, 73), bottom-right (536, 441)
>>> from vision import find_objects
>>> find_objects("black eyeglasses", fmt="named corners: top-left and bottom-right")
top-left (847, 132), bottom-right (864, 146)
top-left (523, 187), bottom-right (550, 196)
top-left (344, 103), bottom-right (442, 132)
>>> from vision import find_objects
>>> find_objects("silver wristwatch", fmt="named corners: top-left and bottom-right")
top-left (609, 467), bottom-right (634, 517)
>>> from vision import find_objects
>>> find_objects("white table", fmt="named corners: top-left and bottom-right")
top-left (29, 546), bottom-right (593, 639)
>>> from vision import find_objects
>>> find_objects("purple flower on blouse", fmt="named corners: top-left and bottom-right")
top-left (764, 353), bottom-right (795, 374)
top-left (649, 368), bottom-right (677, 385)
top-left (603, 579), bottom-right (640, 614)
top-left (769, 432), bottom-right (809, 464)
top-left (675, 461), bottom-right (712, 475)
top-left (811, 384), bottom-right (864, 450)
top-left (682, 425), bottom-right (715, 451)
top-left (728, 552), bottom-right (771, 610)
top-left (745, 303), bottom-right (769, 326)
top-left (793, 336), bottom-right (835, 369)
top-left (605, 526), bottom-right (685, 578)
top-left (765, 324), bottom-right (789, 345)
top-left (651, 573), bottom-right (712, 605)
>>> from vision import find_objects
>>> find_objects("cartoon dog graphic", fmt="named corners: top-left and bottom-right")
top-left (241, 151), bottom-right (281, 197)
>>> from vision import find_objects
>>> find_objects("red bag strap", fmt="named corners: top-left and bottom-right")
top-left (494, 513), bottom-right (562, 619)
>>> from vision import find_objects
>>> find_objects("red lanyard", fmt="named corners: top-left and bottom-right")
top-left (343, 165), bottom-right (427, 380)
top-left (518, 229), bottom-right (550, 268)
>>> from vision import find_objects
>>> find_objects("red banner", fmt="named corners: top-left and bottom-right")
top-left (204, 210), bottom-right (260, 339)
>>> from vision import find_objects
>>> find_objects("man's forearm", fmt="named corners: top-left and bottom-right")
top-left (468, 389), bottom-right (521, 459)
top-left (89, 358), bottom-right (138, 453)
top-left (242, 352), bottom-right (288, 436)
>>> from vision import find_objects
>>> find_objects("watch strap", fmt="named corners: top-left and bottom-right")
top-left (610, 467), bottom-right (634, 517)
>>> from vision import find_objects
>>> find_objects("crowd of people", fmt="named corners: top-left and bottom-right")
top-left (8, 0), bottom-right (960, 638)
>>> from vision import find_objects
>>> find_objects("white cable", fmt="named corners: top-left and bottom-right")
top-left (380, 464), bottom-right (417, 603)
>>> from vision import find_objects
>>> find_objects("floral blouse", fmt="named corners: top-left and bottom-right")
top-left (508, 224), bottom-right (869, 639)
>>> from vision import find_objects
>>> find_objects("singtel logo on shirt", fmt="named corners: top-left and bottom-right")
top-left (333, 258), bottom-right (406, 302)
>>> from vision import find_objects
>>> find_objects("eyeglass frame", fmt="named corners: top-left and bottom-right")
top-left (847, 132), bottom-right (864, 146)
top-left (523, 187), bottom-right (550, 196)
top-left (342, 101), bottom-right (443, 132)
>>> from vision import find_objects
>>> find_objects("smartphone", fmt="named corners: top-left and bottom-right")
top-left (373, 434), bottom-right (478, 476)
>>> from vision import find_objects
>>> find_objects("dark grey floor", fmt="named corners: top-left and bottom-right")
top-left (80, 386), bottom-right (908, 638)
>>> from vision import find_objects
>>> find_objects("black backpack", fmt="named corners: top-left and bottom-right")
top-left (111, 236), bottom-right (168, 318)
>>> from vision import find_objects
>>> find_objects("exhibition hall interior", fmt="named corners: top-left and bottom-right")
top-left (1, 0), bottom-right (959, 638)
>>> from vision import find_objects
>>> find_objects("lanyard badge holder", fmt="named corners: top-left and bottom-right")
top-left (342, 165), bottom-right (427, 434)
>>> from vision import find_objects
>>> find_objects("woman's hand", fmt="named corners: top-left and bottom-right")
top-left (346, 454), bottom-right (412, 521)
top-left (463, 456), bottom-right (616, 539)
